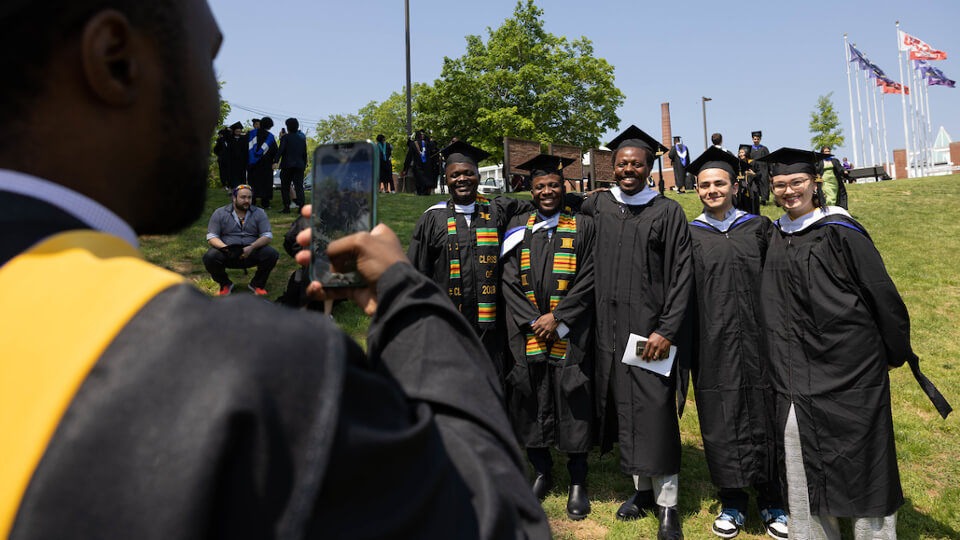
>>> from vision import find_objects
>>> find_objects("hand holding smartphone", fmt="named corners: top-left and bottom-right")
top-left (311, 141), bottom-right (379, 287)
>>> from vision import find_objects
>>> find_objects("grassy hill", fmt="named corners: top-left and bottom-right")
top-left (140, 176), bottom-right (960, 539)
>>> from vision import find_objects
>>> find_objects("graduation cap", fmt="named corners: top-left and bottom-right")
top-left (687, 146), bottom-right (749, 180)
top-left (252, 118), bottom-right (261, 124)
top-left (515, 154), bottom-right (576, 179)
top-left (751, 130), bottom-right (762, 138)
top-left (229, 121), bottom-right (243, 131)
top-left (606, 125), bottom-right (669, 157)
top-left (738, 144), bottom-right (753, 157)
top-left (440, 140), bottom-right (491, 166)
top-left (672, 136), bottom-right (682, 141)
top-left (754, 147), bottom-right (827, 177)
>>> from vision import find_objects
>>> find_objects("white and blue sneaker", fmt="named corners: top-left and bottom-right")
top-left (712, 508), bottom-right (745, 538)
top-left (760, 508), bottom-right (788, 539)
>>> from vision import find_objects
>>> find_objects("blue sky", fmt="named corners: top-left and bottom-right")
top-left (210, 0), bottom-right (958, 167)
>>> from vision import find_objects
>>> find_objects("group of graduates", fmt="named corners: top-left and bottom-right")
top-left (213, 117), bottom-right (279, 208)
top-left (408, 127), bottom-right (951, 540)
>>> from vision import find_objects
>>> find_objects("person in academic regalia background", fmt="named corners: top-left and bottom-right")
top-left (403, 130), bottom-right (430, 195)
top-left (748, 131), bottom-right (770, 204)
top-left (684, 148), bottom-right (787, 540)
top-left (736, 145), bottom-right (760, 215)
top-left (757, 148), bottom-right (951, 540)
top-left (580, 125), bottom-right (693, 540)
top-left (818, 145), bottom-right (849, 208)
top-left (667, 136), bottom-right (692, 194)
top-left (501, 154), bottom-right (597, 522)
top-left (0, 1), bottom-right (552, 537)
top-left (248, 116), bottom-right (278, 209)
top-left (226, 121), bottom-right (248, 189)
top-left (213, 127), bottom-right (231, 190)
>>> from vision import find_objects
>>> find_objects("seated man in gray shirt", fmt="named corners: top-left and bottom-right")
top-left (203, 184), bottom-right (279, 296)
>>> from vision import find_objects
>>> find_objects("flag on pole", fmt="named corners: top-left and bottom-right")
top-left (849, 44), bottom-right (871, 69)
top-left (914, 60), bottom-right (956, 88)
top-left (898, 30), bottom-right (947, 60)
top-left (878, 79), bottom-right (909, 95)
top-left (928, 73), bottom-right (956, 88)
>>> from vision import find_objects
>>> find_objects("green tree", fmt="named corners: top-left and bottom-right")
top-left (314, 83), bottom-right (428, 172)
top-left (809, 92), bottom-right (845, 150)
top-left (314, 113), bottom-right (365, 143)
top-left (415, 0), bottom-right (623, 163)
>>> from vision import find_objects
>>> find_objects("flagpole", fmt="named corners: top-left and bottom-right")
top-left (896, 23), bottom-right (913, 178)
top-left (844, 34), bottom-right (860, 167)
top-left (924, 76), bottom-right (934, 168)
top-left (853, 44), bottom-right (867, 167)
top-left (872, 79), bottom-right (883, 171)
top-left (863, 70), bottom-right (877, 165)
top-left (912, 61), bottom-right (926, 171)
top-left (907, 59), bottom-right (927, 176)
top-left (880, 88), bottom-right (891, 178)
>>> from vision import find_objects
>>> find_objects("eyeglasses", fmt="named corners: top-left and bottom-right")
top-left (771, 178), bottom-right (811, 193)
top-left (233, 184), bottom-right (253, 195)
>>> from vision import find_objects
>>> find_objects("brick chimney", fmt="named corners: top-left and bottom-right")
top-left (661, 103), bottom-right (673, 168)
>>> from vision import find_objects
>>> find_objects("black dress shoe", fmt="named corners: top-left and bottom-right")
top-left (531, 473), bottom-right (553, 500)
top-left (615, 490), bottom-right (654, 521)
top-left (566, 484), bottom-right (590, 520)
top-left (657, 505), bottom-right (683, 540)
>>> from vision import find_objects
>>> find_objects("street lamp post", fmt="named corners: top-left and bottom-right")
top-left (702, 96), bottom-right (712, 151)
top-left (405, 0), bottom-right (412, 138)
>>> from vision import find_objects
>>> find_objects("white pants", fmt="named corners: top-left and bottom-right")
top-left (785, 403), bottom-right (897, 540)
top-left (633, 474), bottom-right (679, 507)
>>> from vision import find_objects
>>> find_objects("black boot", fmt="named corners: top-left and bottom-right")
top-left (531, 473), bottom-right (553, 500)
top-left (566, 484), bottom-right (590, 520)
top-left (657, 505), bottom-right (683, 540)
top-left (615, 489), bottom-right (655, 521)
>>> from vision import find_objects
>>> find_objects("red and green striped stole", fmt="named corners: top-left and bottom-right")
top-left (446, 195), bottom-right (499, 329)
top-left (520, 212), bottom-right (577, 362)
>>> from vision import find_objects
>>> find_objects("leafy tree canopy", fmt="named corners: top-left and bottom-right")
top-left (416, 0), bottom-right (624, 162)
top-left (314, 84), bottom-right (428, 171)
top-left (809, 92), bottom-right (845, 151)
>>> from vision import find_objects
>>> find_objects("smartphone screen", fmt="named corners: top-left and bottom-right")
top-left (310, 141), bottom-right (378, 287)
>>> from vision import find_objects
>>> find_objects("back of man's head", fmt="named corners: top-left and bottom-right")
top-left (0, 0), bottom-right (223, 235)
top-left (711, 133), bottom-right (722, 146)
top-left (285, 117), bottom-right (298, 132)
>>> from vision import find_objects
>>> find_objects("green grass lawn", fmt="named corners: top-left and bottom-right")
top-left (140, 177), bottom-right (960, 539)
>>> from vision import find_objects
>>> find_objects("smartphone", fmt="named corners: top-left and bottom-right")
top-left (310, 141), bottom-right (379, 287)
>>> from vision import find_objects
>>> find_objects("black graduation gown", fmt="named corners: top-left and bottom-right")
top-left (250, 130), bottom-right (278, 202)
top-left (688, 214), bottom-right (778, 489)
top-left (749, 145), bottom-right (770, 202)
top-left (737, 165), bottom-right (761, 215)
top-left (667, 145), bottom-right (691, 190)
top-left (407, 196), bottom-right (534, 376)
top-left (1, 191), bottom-right (550, 539)
top-left (403, 139), bottom-right (430, 194)
top-left (501, 213), bottom-right (596, 453)
top-left (761, 212), bottom-right (911, 517)
top-left (580, 191), bottom-right (694, 476)
top-left (227, 134), bottom-right (248, 188)
top-left (214, 135), bottom-right (230, 188)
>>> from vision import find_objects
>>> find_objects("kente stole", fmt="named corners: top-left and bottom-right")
top-left (446, 195), bottom-right (498, 329)
top-left (520, 212), bottom-right (577, 362)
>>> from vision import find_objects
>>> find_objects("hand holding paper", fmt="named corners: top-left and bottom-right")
top-left (621, 333), bottom-right (677, 377)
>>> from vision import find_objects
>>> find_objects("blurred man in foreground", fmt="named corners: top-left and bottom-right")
top-left (0, 1), bottom-right (549, 537)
